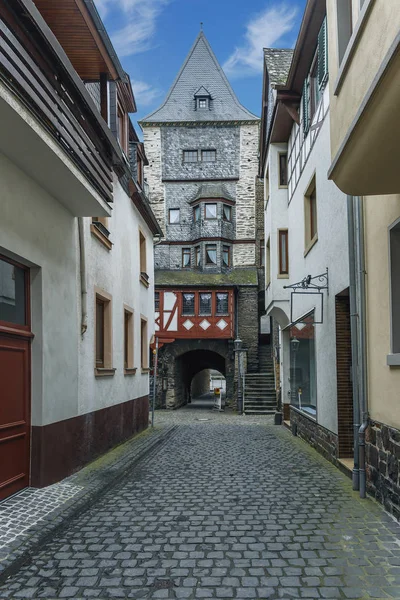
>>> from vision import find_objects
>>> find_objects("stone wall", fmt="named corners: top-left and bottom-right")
top-left (143, 127), bottom-right (164, 230)
top-left (366, 421), bottom-right (400, 520)
top-left (191, 370), bottom-right (211, 398)
top-left (236, 124), bottom-right (259, 241)
top-left (290, 407), bottom-right (339, 464)
top-left (238, 286), bottom-right (259, 373)
top-left (162, 126), bottom-right (239, 180)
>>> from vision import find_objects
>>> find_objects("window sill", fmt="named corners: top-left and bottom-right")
top-left (91, 223), bottom-right (112, 251)
top-left (141, 367), bottom-right (150, 374)
top-left (278, 185), bottom-right (288, 190)
top-left (140, 273), bottom-right (150, 288)
top-left (387, 354), bottom-right (400, 367)
top-left (304, 234), bottom-right (318, 257)
top-left (277, 274), bottom-right (289, 279)
top-left (95, 367), bottom-right (116, 378)
top-left (291, 404), bottom-right (317, 421)
top-left (124, 368), bottom-right (137, 376)
top-left (334, 0), bottom-right (375, 96)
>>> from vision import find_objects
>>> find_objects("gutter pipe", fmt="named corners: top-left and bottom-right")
top-left (347, 196), bottom-right (360, 490)
top-left (78, 218), bottom-right (88, 335)
top-left (356, 196), bottom-right (368, 499)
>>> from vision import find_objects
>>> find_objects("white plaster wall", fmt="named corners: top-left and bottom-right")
top-left (78, 174), bottom-right (155, 416)
top-left (0, 152), bottom-right (79, 426)
top-left (286, 115), bottom-right (349, 434)
top-left (265, 143), bottom-right (290, 315)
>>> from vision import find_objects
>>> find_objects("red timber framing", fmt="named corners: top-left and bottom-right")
top-left (155, 289), bottom-right (234, 340)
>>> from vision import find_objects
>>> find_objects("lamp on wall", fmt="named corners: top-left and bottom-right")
top-left (291, 336), bottom-right (300, 353)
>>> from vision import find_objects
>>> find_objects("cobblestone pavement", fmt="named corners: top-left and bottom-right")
top-left (1, 410), bottom-right (399, 599)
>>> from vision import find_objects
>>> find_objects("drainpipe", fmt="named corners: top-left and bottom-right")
top-left (78, 218), bottom-right (88, 335)
top-left (355, 196), bottom-right (368, 499)
top-left (234, 286), bottom-right (239, 339)
top-left (347, 196), bottom-right (360, 490)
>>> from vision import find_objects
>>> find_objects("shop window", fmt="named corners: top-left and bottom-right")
top-left (216, 293), bottom-right (229, 315)
top-left (141, 318), bottom-right (149, 370)
top-left (182, 293), bottom-right (195, 316)
top-left (304, 176), bottom-right (318, 252)
top-left (202, 149), bottom-right (216, 162)
top-left (183, 150), bottom-right (198, 163)
top-left (169, 208), bottom-right (180, 224)
top-left (205, 203), bottom-right (217, 219)
top-left (289, 314), bottom-right (316, 415)
top-left (95, 289), bottom-right (114, 376)
top-left (222, 245), bottom-right (230, 267)
top-left (278, 153), bottom-right (288, 187)
top-left (205, 244), bottom-right (217, 265)
top-left (194, 205), bottom-right (201, 222)
top-left (124, 307), bottom-right (134, 372)
top-left (0, 256), bottom-right (27, 326)
top-left (278, 230), bottom-right (289, 275)
top-left (199, 293), bottom-right (212, 316)
top-left (182, 248), bottom-right (191, 268)
top-left (390, 221), bottom-right (400, 354)
top-left (195, 246), bottom-right (201, 267)
top-left (223, 204), bottom-right (232, 221)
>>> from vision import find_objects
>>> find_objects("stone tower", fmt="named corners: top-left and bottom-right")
top-left (140, 31), bottom-right (265, 409)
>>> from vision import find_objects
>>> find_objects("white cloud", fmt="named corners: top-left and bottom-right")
top-left (94, 0), bottom-right (169, 58)
top-left (132, 80), bottom-right (162, 106)
top-left (223, 3), bottom-right (298, 78)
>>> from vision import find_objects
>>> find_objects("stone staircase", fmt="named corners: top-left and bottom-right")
top-left (244, 346), bottom-right (276, 415)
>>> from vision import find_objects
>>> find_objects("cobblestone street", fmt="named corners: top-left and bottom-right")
top-left (1, 409), bottom-right (399, 599)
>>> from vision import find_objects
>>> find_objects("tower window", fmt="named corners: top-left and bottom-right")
top-left (182, 248), bottom-right (191, 268)
top-left (205, 203), bottom-right (217, 219)
top-left (202, 150), bottom-right (216, 162)
top-left (198, 98), bottom-right (208, 109)
top-left (183, 150), bottom-right (198, 163)
top-left (205, 244), bottom-right (217, 265)
top-left (194, 205), bottom-right (201, 222)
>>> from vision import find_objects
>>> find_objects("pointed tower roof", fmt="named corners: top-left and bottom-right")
top-left (141, 31), bottom-right (258, 124)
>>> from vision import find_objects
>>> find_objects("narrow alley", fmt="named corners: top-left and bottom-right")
top-left (1, 410), bottom-right (399, 599)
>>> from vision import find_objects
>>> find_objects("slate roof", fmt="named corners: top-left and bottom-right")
top-left (264, 48), bottom-right (293, 87)
top-left (141, 32), bottom-right (258, 124)
top-left (188, 183), bottom-right (235, 204)
top-left (155, 268), bottom-right (258, 287)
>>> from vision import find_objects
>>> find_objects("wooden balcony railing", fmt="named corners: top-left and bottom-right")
top-left (0, 1), bottom-right (113, 203)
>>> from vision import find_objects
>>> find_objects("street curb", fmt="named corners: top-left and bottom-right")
top-left (0, 424), bottom-right (178, 585)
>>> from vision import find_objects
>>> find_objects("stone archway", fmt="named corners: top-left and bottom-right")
top-left (157, 339), bottom-right (232, 409)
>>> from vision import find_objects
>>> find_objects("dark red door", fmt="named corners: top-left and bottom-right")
top-left (0, 255), bottom-right (31, 500)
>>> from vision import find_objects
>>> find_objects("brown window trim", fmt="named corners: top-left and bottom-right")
top-left (124, 305), bottom-right (135, 374)
top-left (222, 204), bottom-right (232, 221)
top-left (278, 230), bottom-right (289, 276)
top-left (222, 245), bottom-right (231, 267)
top-left (140, 315), bottom-right (149, 370)
top-left (304, 175), bottom-right (318, 256)
top-left (182, 248), bottom-right (191, 268)
top-left (94, 288), bottom-right (114, 377)
top-left (91, 219), bottom-right (112, 250)
top-left (139, 229), bottom-right (149, 287)
top-left (278, 152), bottom-right (288, 188)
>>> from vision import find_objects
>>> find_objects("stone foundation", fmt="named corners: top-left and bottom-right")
top-left (289, 407), bottom-right (339, 465)
top-left (366, 420), bottom-right (400, 520)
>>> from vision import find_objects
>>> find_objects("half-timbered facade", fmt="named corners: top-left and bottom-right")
top-left (259, 0), bottom-right (351, 465)
top-left (141, 31), bottom-right (267, 410)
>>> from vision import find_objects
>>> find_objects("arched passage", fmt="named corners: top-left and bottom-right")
top-left (176, 349), bottom-right (226, 407)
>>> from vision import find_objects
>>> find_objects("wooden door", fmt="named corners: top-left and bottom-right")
top-left (0, 255), bottom-right (31, 500)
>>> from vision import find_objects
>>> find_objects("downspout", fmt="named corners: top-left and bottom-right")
top-left (356, 196), bottom-right (368, 499)
top-left (347, 196), bottom-right (360, 490)
top-left (234, 285), bottom-right (239, 339)
top-left (78, 218), bottom-right (88, 335)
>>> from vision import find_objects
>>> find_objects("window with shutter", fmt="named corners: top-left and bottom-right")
top-left (318, 17), bottom-right (328, 89)
top-left (302, 79), bottom-right (310, 136)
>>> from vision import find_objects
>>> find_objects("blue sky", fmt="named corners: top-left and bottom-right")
top-left (94, 0), bottom-right (306, 129)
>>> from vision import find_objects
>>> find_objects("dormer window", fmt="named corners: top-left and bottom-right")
top-left (194, 86), bottom-right (212, 112)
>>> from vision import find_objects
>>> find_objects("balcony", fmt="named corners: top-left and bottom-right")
top-left (0, 0), bottom-right (119, 216)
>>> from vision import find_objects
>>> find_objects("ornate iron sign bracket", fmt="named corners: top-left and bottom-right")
top-left (283, 269), bottom-right (329, 325)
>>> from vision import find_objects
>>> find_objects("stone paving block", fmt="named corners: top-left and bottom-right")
top-left (0, 412), bottom-right (399, 599)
